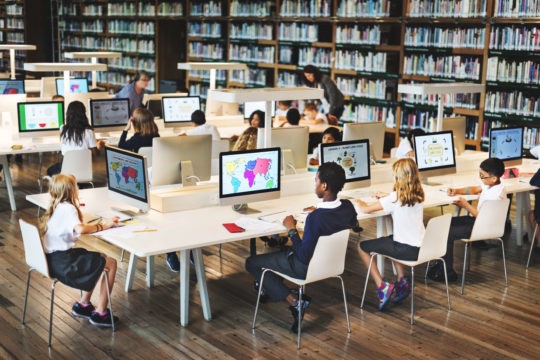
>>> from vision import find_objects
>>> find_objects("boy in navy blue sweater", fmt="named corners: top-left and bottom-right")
top-left (246, 162), bottom-right (357, 333)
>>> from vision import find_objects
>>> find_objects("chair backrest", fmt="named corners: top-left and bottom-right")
top-left (416, 214), bottom-right (452, 263)
top-left (304, 229), bottom-right (350, 283)
top-left (61, 149), bottom-right (93, 183)
top-left (469, 198), bottom-right (510, 241)
top-left (211, 139), bottom-right (230, 176)
top-left (19, 219), bottom-right (51, 278)
top-left (138, 146), bottom-right (153, 167)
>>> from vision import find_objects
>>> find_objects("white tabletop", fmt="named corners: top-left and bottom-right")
top-left (209, 87), bottom-right (324, 103)
top-left (24, 62), bottom-right (107, 72)
top-left (0, 44), bottom-right (36, 50)
top-left (398, 82), bottom-right (485, 95)
top-left (177, 62), bottom-right (248, 71)
top-left (64, 52), bottom-right (121, 59)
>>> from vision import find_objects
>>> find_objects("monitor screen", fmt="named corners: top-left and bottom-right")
top-left (219, 147), bottom-right (281, 205)
top-left (320, 139), bottom-right (370, 184)
top-left (104, 146), bottom-right (149, 212)
top-left (17, 101), bottom-right (64, 134)
top-left (162, 96), bottom-right (201, 123)
top-left (413, 131), bottom-right (456, 172)
top-left (0, 79), bottom-right (24, 94)
top-left (244, 101), bottom-right (275, 119)
top-left (489, 127), bottom-right (523, 163)
top-left (90, 98), bottom-right (130, 128)
top-left (56, 78), bottom-right (89, 96)
top-left (146, 99), bottom-right (163, 118)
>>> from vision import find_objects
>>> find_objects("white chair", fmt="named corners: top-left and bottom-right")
top-left (211, 139), bottom-right (229, 176)
top-left (360, 214), bottom-right (452, 324)
top-left (138, 146), bottom-right (153, 167)
top-left (19, 219), bottom-right (115, 347)
top-left (252, 229), bottom-right (351, 349)
top-left (458, 198), bottom-right (510, 295)
top-left (39, 149), bottom-right (94, 192)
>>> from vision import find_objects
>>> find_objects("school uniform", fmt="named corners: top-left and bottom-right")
top-left (395, 137), bottom-right (413, 159)
top-left (118, 131), bottom-right (159, 153)
top-left (186, 123), bottom-right (221, 140)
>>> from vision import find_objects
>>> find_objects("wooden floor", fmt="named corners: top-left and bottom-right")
top-left (1, 152), bottom-right (540, 359)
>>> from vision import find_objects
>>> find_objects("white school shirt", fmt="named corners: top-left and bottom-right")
top-left (43, 202), bottom-right (81, 253)
top-left (379, 191), bottom-right (425, 247)
top-left (315, 112), bottom-right (328, 124)
top-left (186, 123), bottom-right (221, 140)
top-left (275, 108), bottom-right (289, 118)
top-left (395, 137), bottom-right (413, 159)
top-left (60, 127), bottom-right (97, 155)
top-left (310, 146), bottom-right (320, 161)
top-left (530, 145), bottom-right (540, 159)
top-left (477, 182), bottom-right (506, 211)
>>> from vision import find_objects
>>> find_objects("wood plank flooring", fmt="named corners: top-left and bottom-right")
top-left (1, 152), bottom-right (540, 359)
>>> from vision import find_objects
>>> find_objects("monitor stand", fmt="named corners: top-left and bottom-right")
top-left (180, 160), bottom-right (198, 187)
top-left (422, 178), bottom-right (443, 187)
top-left (282, 149), bottom-right (296, 175)
top-left (232, 203), bottom-right (262, 214)
top-left (110, 206), bottom-right (143, 219)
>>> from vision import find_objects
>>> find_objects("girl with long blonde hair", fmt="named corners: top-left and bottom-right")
top-left (40, 174), bottom-right (120, 327)
top-left (355, 158), bottom-right (425, 310)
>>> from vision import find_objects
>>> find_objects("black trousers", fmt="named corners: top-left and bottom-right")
top-left (443, 216), bottom-right (475, 270)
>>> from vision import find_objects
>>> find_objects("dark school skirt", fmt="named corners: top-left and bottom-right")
top-left (46, 247), bottom-right (106, 292)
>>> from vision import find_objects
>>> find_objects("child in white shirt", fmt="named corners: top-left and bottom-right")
top-left (309, 127), bottom-right (341, 165)
top-left (303, 103), bottom-right (327, 124)
top-left (184, 110), bottom-right (220, 140)
top-left (394, 128), bottom-right (426, 159)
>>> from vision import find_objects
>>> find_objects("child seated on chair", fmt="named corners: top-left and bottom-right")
top-left (309, 126), bottom-right (341, 166)
top-left (40, 174), bottom-right (119, 327)
top-left (427, 157), bottom-right (506, 282)
top-left (302, 102), bottom-right (327, 125)
top-left (279, 108), bottom-right (301, 127)
top-left (394, 128), bottom-right (426, 159)
top-left (356, 158), bottom-right (425, 310)
top-left (245, 162), bottom-right (357, 333)
top-left (118, 107), bottom-right (160, 153)
top-left (275, 100), bottom-right (292, 124)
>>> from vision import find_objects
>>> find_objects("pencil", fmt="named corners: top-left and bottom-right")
top-left (133, 229), bottom-right (158, 233)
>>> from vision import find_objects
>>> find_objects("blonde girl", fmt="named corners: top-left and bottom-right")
top-left (118, 107), bottom-right (160, 153)
top-left (40, 174), bottom-right (119, 327)
top-left (355, 158), bottom-right (425, 310)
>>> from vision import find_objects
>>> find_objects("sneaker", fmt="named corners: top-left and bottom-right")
top-left (71, 302), bottom-right (95, 319)
top-left (377, 281), bottom-right (394, 310)
top-left (253, 281), bottom-right (269, 303)
top-left (393, 277), bottom-right (411, 303)
top-left (167, 253), bottom-right (180, 272)
top-left (89, 309), bottom-right (119, 328)
top-left (289, 297), bottom-right (311, 334)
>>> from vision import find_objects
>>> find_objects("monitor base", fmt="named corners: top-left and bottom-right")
top-left (232, 203), bottom-right (261, 214)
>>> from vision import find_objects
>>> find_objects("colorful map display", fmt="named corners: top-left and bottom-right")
top-left (106, 149), bottom-right (146, 200)
top-left (221, 149), bottom-right (280, 197)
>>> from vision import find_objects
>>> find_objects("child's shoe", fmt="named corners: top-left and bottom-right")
top-left (377, 281), bottom-right (394, 310)
top-left (71, 302), bottom-right (95, 319)
top-left (289, 297), bottom-right (311, 334)
top-left (393, 277), bottom-right (411, 303)
top-left (89, 309), bottom-right (119, 328)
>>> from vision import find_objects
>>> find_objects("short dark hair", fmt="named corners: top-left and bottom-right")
top-left (407, 128), bottom-right (426, 142)
top-left (322, 126), bottom-right (341, 141)
top-left (480, 157), bottom-right (505, 178)
top-left (134, 70), bottom-right (151, 82)
top-left (317, 162), bottom-right (346, 194)
top-left (191, 109), bottom-right (206, 125)
top-left (278, 100), bottom-right (292, 107)
top-left (302, 65), bottom-right (322, 85)
top-left (286, 108), bottom-right (301, 125)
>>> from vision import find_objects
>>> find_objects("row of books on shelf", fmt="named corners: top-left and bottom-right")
top-left (405, 0), bottom-right (487, 17)
top-left (188, 70), bottom-right (227, 82)
top-left (298, 47), bottom-right (331, 68)
top-left (230, 0), bottom-right (271, 17)
top-left (230, 22), bottom-right (273, 40)
top-left (59, 2), bottom-right (183, 17)
top-left (6, 18), bottom-right (24, 29)
top-left (335, 50), bottom-right (388, 72)
top-left (403, 55), bottom-right (481, 80)
top-left (230, 68), bottom-right (269, 86)
top-left (59, 4), bottom-right (77, 16)
top-left (400, 110), bottom-right (478, 139)
top-left (337, 0), bottom-right (391, 17)
top-left (229, 45), bottom-right (275, 63)
top-left (188, 22), bottom-right (222, 38)
top-left (336, 24), bottom-right (381, 45)
top-left (493, 0), bottom-right (540, 17)
top-left (401, 93), bottom-right (480, 109)
top-left (6, 4), bottom-right (23, 16)
top-left (481, 120), bottom-right (539, 149)
top-left (188, 42), bottom-right (224, 59)
top-left (277, 71), bottom-right (298, 87)
top-left (191, 1), bottom-right (222, 16)
top-left (336, 77), bottom-right (387, 99)
top-left (107, 3), bottom-right (157, 17)
top-left (278, 23), bottom-right (318, 42)
top-left (280, 0), bottom-right (331, 17)
top-left (7, 33), bottom-right (24, 43)
top-left (82, 5), bottom-right (103, 16)
top-left (404, 26), bottom-right (485, 49)
top-left (108, 56), bottom-right (140, 71)
top-left (485, 90), bottom-right (540, 117)
top-left (189, 83), bottom-right (210, 100)
top-left (489, 25), bottom-right (540, 51)
top-left (109, 21), bottom-right (155, 35)
top-left (342, 104), bottom-right (395, 126)
top-left (486, 57), bottom-right (540, 84)
top-left (109, 38), bottom-right (155, 54)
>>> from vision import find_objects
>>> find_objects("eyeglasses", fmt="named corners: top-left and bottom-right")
top-left (479, 173), bottom-right (493, 180)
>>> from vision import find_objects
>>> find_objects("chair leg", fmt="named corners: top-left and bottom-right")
top-left (297, 286), bottom-right (303, 350)
top-left (360, 254), bottom-right (376, 308)
top-left (526, 224), bottom-right (538, 268)
top-left (440, 258), bottom-right (451, 311)
top-left (21, 269), bottom-right (33, 325)
top-left (103, 270), bottom-right (115, 332)
top-left (48, 280), bottom-right (58, 347)
top-left (337, 276), bottom-right (351, 334)
top-left (497, 238), bottom-right (508, 287)
top-left (424, 261), bottom-right (430, 281)
top-left (251, 269), bottom-right (269, 331)
top-left (218, 244), bottom-right (222, 259)
top-left (410, 266), bottom-right (415, 325)
top-left (461, 243), bottom-right (469, 295)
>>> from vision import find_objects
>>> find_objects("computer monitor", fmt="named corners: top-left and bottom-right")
top-left (489, 126), bottom-right (524, 167)
top-left (256, 126), bottom-right (309, 174)
top-left (161, 96), bottom-right (201, 127)
top-left (0, 79), bottom-right (24, 94)
top-left (146, 99), bottom-right (163, 119)
top-left (40, 76), bottom-right (62, 98)
top-left (244, 101), bottom-right (275, 119)
top-left (0, 93), bottom-right (25, 127)
top-left (56, 78), bottom-right (89, 96)
top-left (142, 92), bottom-right (187, 106)
top-left (17, 101), bottom-right (64, 138)
top-left (89, 98), bottom-right (130, 132)
top-left (151, 134), bottom-right (212, 186)
top-left (219, 147), bottom-right (281, 208)
top-left (342, 121), bottom-right (386, 161)
top-left (442, 116), bottom-right (466, 155)
top-left (320, 139), bottom-right (371, 189)
top-left (413, 130), bottom-right (456, 180)
top-left (104, 145), bottom-right (150, 213)
top-left (159, 79), bottom-right (178, 93)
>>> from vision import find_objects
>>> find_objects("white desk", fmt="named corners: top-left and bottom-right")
top-left (177, 62), bottom-right (248, 90)
top-left (0, 44), bottom-right (36, 80)
top-left (23, 62), bottom-right (107, 99)
top-left (64, 52), bottom-right (121, 89)
top-left (209, 87), bottom-right (324, 147)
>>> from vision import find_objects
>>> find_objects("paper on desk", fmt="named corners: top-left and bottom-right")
top-left (235, 217), bottom-right (282, 231)
top-left (94, 224), bottom-right (148, 238)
